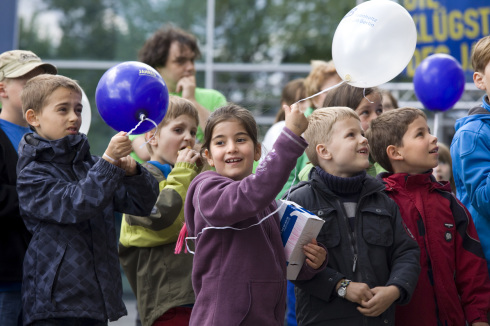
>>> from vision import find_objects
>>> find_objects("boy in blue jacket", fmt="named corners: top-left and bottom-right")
top-left (16, 74), bottom-right (159, 326)
top-left (451, 35), bottom-right (490, 275)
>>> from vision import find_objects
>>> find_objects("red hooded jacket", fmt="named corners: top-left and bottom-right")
top-left (381, 171), bottom-right (490, 326)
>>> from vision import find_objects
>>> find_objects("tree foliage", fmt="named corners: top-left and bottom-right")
top-left (19, 0), bottom-right (355, 154)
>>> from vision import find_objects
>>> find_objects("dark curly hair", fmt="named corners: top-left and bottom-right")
top-left (138, 25), bottom-right (201, 69)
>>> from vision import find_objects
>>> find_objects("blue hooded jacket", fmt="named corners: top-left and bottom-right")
top-left (451, 95), bottom-right (490, 274)
top-left (16, 132), bottom-right (159, 325)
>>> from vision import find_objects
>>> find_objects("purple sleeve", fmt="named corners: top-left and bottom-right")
top-left (194, 128), bottom-right (307, 227)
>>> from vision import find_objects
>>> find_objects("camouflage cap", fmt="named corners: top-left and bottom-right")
top-left (0, 50), bottom-right (57, 81)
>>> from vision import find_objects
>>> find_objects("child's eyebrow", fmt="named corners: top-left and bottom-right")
top-left (212, 131), bottom-right (248, 141)
top-left (55, 102), bottom-right (75, 107)
top-left (413, 126), bottom-right (428, 134)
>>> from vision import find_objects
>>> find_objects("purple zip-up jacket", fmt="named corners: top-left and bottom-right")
top-left (185, 127), bottom-right (320, 326)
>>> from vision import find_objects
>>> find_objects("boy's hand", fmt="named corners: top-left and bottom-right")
top-left (303, 238), bottom-right (327, 270)
top-left (341, 281), bottom-right (373, 305)
top-left (357, 285), bottom-right (400, 317)
top-left (118, 155), bottom-right (138, 176)
top-left (472, 323), bottom-right (490, 326)
top-left (177, 147), bottom-right (202, 166)
top-left (104, 131), bottom-right (133, 164)
top-left (284, 103), bottom-right (308, 136)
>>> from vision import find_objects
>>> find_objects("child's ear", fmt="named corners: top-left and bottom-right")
top-left (25, 109), bottom-right (39, 127)
top-left (386, 144), bottom-right (403, 161)
top-left (254, 143), bottom-right (262, 161)
top-left (204, 149), bottom-right (214, 167)
top-left (316, 143), bottom-right (332, 160)
top-left (0, 81), bottom-right (7, 98)
top-left (145, 131), bottom-right (157, 145)
top-left (473, 72), bottom-right (486, 91)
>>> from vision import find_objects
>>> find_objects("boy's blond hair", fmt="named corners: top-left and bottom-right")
top-left (471, 36), bottom-right (490, 73)
top-left (365, 107), bottom-right (426, 172)
top-left (21, 74), bottom-right (82, 130)
top-left (146, 95), bottom-right (199, 155)
top-left (304, 107), bottom-right (359, 166)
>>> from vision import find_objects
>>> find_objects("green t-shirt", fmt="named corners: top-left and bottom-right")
top-left (129, 87), bottom-right (227, 163)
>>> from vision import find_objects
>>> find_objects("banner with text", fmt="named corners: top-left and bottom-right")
top-left (404, 0), bottom-right (490, 80)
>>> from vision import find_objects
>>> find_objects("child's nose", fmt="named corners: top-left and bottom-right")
top-left (226, 142), bottom-right (237, 153)
top-left (431, 134), bottom-right (438, 144)
top-left (69, 111), bottom-right (79, 121)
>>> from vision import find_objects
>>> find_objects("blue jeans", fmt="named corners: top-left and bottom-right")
top-left (0, 291), bottom-right (22, 326)
top-left (29, 318), bottom-right (107, 326)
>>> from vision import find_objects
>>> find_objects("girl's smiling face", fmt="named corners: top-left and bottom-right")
top-left (205, 119), bottom-right (261, 181)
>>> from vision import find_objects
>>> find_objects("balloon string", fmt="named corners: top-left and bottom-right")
top-left (363, 88), bottom-right (374, 103)
top-left (183, 172), bottom-right (295, 255)
top-left (137, 118), bottom-right (160, 149)
top-left (126, 115), bottom-right (159, 148)
top-left (292, 80), bottom-right (346, 112)
top-left (127, 115), bottom-right (146, 135)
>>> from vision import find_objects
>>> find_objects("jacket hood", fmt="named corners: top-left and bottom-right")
top-left (17, 132), bottom-right (90, 173)
top-left (379, 170), bottom-right (452, 193)
top-left (454, 95), bottom-right (490, 132)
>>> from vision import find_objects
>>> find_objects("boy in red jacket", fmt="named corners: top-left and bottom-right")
top-left (366, 107), bottom-right (490, 326)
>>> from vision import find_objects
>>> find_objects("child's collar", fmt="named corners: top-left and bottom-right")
top-left (147, 160), bottom-right (172, 178)
top-left (482, 95), bottom-right (490, 112)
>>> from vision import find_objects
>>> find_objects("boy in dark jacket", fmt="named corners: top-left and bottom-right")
top-left (288, 107), bottom-right (420, 326)
top-left (367, 107), bottom-right (490, 326)
top-left (16, 74), bottom-right (159, 326)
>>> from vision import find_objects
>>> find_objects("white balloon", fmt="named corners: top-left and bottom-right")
top-left (332, 0), bottom-right (417, 88)
top-left (80, 88), bottom-right (92, 135)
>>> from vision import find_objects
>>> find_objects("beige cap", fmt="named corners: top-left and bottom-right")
top-left (0, 50), bottom-right (57, 81)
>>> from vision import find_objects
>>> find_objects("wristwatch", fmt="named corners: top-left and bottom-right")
top-left (337, 279), bottom-right (351, 299)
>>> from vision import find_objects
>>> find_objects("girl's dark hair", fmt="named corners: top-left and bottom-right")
top-left (322, 83), bottom-right (380, 109)
top-left (201, 104), bottom-right (259, 156)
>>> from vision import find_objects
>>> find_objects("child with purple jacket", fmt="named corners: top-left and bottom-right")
top-left (180, 103), bottom-right (327, 325)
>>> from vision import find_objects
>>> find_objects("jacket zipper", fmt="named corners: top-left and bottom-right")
top-left (337, 198), bottom-right (358, 274)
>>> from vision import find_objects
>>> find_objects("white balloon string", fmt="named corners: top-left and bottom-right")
top-left (127, 114), bottom-right (146, 135)
top-left (127, 114), bottom-right (159, 144)
top-left (292, 80), bottom-right (346, 112)
top-left (137, 118), bottom-right (159, 148)
top-left (184, 165), bottom-right (298, 255)
top-left (126, 115), bottom-right (160, 147)
top-left (363, 88), bottom-right (374, 103)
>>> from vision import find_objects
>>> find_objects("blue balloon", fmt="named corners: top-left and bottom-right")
top-left (96, 61), bottom-right (169, 133)
top-left (413, 54), bottom-right (465, 112)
